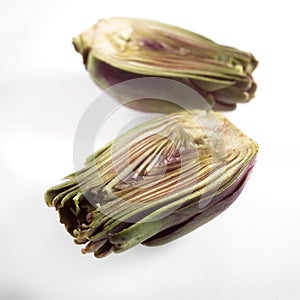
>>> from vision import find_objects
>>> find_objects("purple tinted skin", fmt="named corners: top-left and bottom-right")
top-left (90, 59), bottom-right (236, 111)
top-left (92, 60), bottom-right (141, 87)
top-left (140, 39), bottom-right (165, 51)
top-left (143, 157), bottom-right (256, 246)
top-left (90, 59), bottom-right (185, 112)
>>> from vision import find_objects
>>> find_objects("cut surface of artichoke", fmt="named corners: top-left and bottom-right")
top-left (73, 17), bottom-right (258, 111)
top-left (45, 110), bottom-right (258, 258)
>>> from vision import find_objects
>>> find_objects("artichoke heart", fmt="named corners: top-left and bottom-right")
top-left (73, 17), bottom-right (258, 112)
top-left (45, 110), bottom-right (258, 258)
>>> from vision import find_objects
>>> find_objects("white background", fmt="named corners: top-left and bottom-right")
top-left (1, 1), bottom-right (300, 299)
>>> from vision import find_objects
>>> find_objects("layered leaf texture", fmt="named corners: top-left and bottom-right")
top-left (73, 17), bottom-right (258, 111)
top-left (45, 110), bottom-right (258, 258)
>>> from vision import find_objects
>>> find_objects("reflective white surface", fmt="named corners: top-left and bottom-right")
top-left (1, 1), bottom-right (300, 299)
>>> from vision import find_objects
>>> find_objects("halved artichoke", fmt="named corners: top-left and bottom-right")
top-left (45, 110), bottom-right (258, 258)
top-left (73, 17), bottom-right (258, 112)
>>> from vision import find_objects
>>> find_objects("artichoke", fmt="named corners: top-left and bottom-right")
top-left (73, 17), bottom-right (258, 112)
top-left (45, 110), bottom-right (258, 258)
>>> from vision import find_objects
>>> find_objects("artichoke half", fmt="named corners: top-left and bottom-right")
top-left (45, 110), bottom-right (258, 258)
top-left (73, 17), bottom-right (258, 112)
